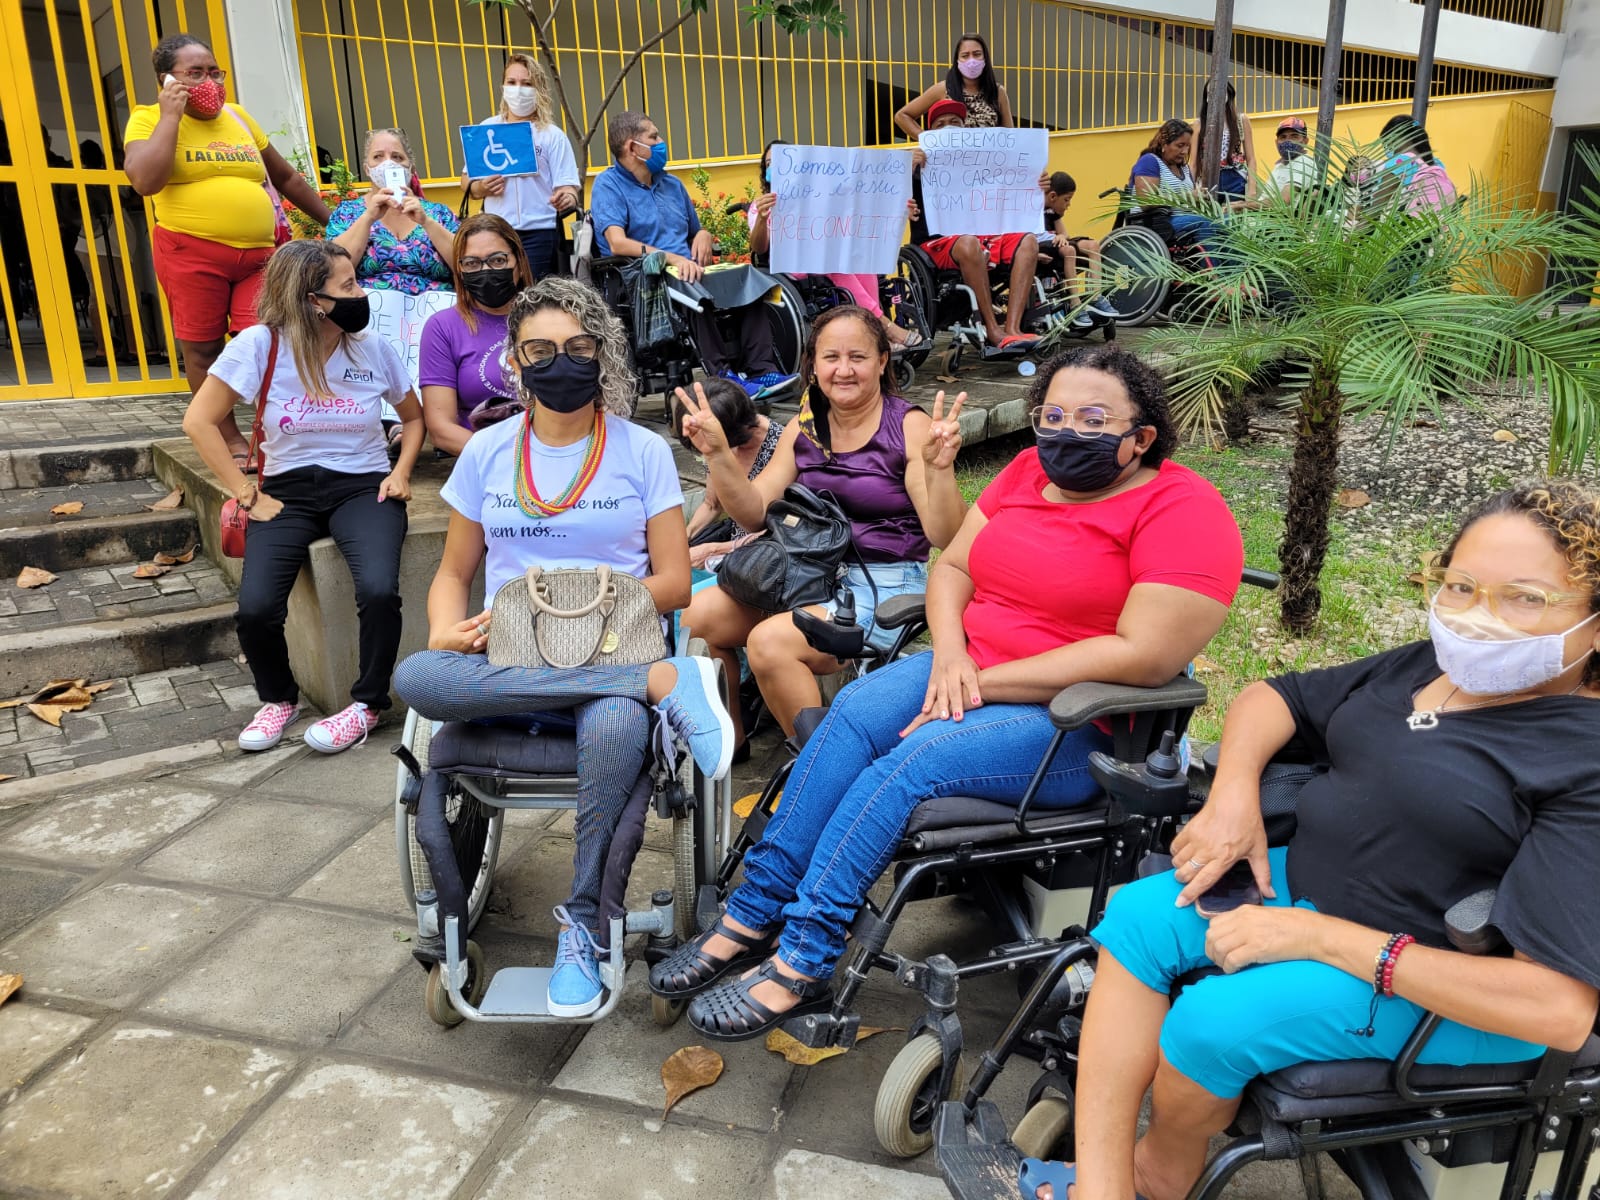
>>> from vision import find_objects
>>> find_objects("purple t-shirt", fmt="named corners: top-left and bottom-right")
top-left (417, 306), bottom-right (515, 427)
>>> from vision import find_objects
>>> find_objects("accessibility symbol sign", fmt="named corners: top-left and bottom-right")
top-left (459, 122), bottom-right (539, 179)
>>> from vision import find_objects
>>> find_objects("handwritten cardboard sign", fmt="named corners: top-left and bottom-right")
top-left (766, 145), bottom-right (913, 276)
top-left (918, 127), bottom-right (1047, 238)
top-left (365, 287), bottom-right (456, 420)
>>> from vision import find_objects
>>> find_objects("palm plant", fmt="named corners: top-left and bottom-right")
top-left (1074, 139), bottom-right (1600, 632)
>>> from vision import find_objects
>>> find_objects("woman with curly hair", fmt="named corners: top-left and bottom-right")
top-left (1022, 480), bottom-right (1600, 1200)
top-left (393, 276), bottom-right (735, 1018)
top-left (653, 345), bottom-right (1245, 1041)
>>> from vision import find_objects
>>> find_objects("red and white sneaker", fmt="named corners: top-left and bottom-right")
top-left (303, 702), bottom-right (380, 754)
top-left (238, 702), bottom-right (302, 752)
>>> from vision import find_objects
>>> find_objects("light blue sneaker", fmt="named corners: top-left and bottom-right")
top-left (655, 656), bottom-right (734, 781)
top-left (547, 905), bottom-right (604, 1018)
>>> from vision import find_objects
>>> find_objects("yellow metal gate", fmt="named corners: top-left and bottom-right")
top-left (0, 0), bottom-right (231, 402)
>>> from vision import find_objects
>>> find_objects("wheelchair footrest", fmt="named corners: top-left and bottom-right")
top-left (476, 961), bottom-right (623, 1018)
top-left (936, 1100), bottom-right (1025, 1200)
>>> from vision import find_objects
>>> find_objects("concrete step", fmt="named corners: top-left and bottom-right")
top-left (0, 435), bottom-right (166, 490)
top-left (0, 477), bottom-right (183, 528)
top-left (3, 558), bottom-right (235, 633)
top-left (0, 507), bottom-right (200, 577)
top-left (0, 600), bottom-right (239, 698)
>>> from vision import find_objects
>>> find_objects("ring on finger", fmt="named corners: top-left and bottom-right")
top-left (477, 623), bottom-right (489, 638)
top-left (1187, 858), bottom-right (1206, 870)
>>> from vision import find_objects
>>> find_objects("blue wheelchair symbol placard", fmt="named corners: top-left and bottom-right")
top-left (459, 123), bottom-right (539, 178)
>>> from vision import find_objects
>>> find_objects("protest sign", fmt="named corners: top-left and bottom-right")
top-left (460, 122), bottom-right (538, 179)
top-left (766, 145), bottom-right (913, 276)
top-left (917, 127), bottom-right (1047, 238)
top-left (365, 288), bottom-right (457, 420)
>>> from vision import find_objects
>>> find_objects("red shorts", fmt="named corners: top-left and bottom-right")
top-left (920, 232), bottom-right (1033, 272)
top-left (152, 226), bottom-right (274, 342)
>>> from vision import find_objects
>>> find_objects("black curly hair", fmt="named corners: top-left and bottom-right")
top-left (1025, 344), bottom-right (1178, 467)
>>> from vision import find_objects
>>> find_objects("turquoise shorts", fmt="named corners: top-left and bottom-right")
top-left (822, 560), bottom-right (928, 654)
top-left (1091, 847), bottom-right (1544, 1098)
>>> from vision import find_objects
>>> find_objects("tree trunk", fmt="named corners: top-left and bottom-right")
top-left (1221, 387), bottom-right (1254, 443)
top-left (1278, 363), bottom-right (1342, 632)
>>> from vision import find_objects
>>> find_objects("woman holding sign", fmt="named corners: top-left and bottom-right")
top-left (461, 53), bottom-right (580, 279)
top-left (327, 128), bottom-right (458, 296)
top-left (679, 305), bottom-right (968, 758)
top-left (894, 32), bottom-right (1014, 135)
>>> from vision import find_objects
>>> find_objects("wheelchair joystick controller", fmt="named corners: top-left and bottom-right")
top-left (833, 584), bottom-right (857, 629)
top-left (1086, 728), bottom-right (1189, 818)
top-left (1145, 730), bottom-right (1181, 779)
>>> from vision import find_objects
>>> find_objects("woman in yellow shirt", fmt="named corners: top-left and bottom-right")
top-left (124, 33), bottom-right (331, 466)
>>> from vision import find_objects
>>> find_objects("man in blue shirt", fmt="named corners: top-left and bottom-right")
top-left (591, 112), bottom-right (797, 400)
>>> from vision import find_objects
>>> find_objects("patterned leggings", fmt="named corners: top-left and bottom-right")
top-left (392, 651), bottom-right (654, 935)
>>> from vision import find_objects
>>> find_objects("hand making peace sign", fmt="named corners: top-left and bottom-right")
top-left (921, 390), bottom-right (965, 471)
top-left (674, 381), bottom-right (732, 459)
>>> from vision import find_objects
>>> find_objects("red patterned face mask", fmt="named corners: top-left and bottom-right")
top-left (187, 79), bottom-right (226, 118)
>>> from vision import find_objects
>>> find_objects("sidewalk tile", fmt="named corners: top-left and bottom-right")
top-left (0, 881), bottom-right (252, 1006)
top-left (0, 781), bottom-right (222, 867)
top-left (0, 1003), bottom-right (96, 1088)
top-left (252, 738), bottom-right (402, 808)
top-left (473, 1099), bottom-right (767, 1200)
top-left (185, 744), bottom-right (307, 790)
top-left (0, 1023), bottom-right (289, 1199)
top-left (552, 962), bottom-right (794, 1132)
top-left (145, 904), bottom-right (408, 1042)
top-left (187, 1061), bottom-right (511, 1200)
top-left (765, 1148), bottom-right (939, 1199)
top-left (137, 797), bottom-right (374, 896)
top-left (0, 860), bottom-right (86, 935)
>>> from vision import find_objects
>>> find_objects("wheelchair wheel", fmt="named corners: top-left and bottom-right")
top-left (1098, 226), bottom-right (1170, 327)
top-left (763, 274), bottom-right (810, 378)
top-left (874, 1033), bottom-right (967, 1158)
top-left (882, 272), bottom-right (933, 372)
top-left (895, 247), bottom-right (938, 370)
top-left (1011, 1095), bottom-right (1074, 1161)
top-left (672, 813), bottom-right (698, 942)
top-left (423, 939), bottom-right (486, 1028)
top-left (650, 992), bottom-right (686, 1028)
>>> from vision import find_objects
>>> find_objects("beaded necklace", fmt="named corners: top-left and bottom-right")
top-left (513, 407), bottom-right (606, 518)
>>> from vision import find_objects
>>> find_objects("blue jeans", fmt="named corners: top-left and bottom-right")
top-left (518, 228), bottom-right (559, 279)
top-left (725, 652), bottom-right (1111, 978)
top-left (1092, 848), bottom-right (1544, 1098)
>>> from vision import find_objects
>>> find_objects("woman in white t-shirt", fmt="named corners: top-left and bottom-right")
top-left (459, 53), bottom-right (580, 279)
top-left (392, 275), bottom-right (734, 1019)
top-left (183, 239), bottom-right (424, 756)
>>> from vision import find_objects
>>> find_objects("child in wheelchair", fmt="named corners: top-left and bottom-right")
top-left (986, 480), bottom-right (1600, 1200)
top-left (392, 276), bottom-right (735, 1019)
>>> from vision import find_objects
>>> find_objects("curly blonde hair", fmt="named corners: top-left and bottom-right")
top-left (500, 52), bottom-right (559, 127)
top-left (505, 276), bottom-right (636, 416)
top-left (1443, 480), bottom-right (1600, 685)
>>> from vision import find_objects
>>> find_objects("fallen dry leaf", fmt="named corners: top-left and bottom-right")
top-left (936, 374), bottom-right (960, 385)
top-left (733, 792), bottom-right (761, 820)
top-left (85, 681), bottom-right (115, 695)
top-left (1410, 417), bottom-right (1439, 429)
top-left (132, 563), bottom-right (171, 579)
top-left (26, 703), bottom-right (68, 727)
top-left (49, 501), bottom-right (85, 516)
top-left (764, 1026), bottom-right (900, 1066)
top-left (0, 973), bottom-right (20, 1006)
top-left (0, 776), bottom-right (13, 785)
top-left (1192, 654), bottom-right (1219, 674)
top-left (1492, 429), bottom-right (1518, 443)
top-left (662, 1045), bottom-right (723, 1119)
top-left (1335, 488), bottom-right (1371, 509)
top-left (16, 566), bottom-right (57, 589)
top-left (153, 544), bottom-right (197, 566)
top-left (145, 487), bottom-right (184, 511)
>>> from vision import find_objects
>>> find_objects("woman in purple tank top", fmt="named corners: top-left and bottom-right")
top-left (679, 306), bottom-right (968, 757)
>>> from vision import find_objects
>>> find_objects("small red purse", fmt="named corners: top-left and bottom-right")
top-left (219, 331), bottom-right (279, 558)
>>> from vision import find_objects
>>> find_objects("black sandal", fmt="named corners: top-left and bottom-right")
top-left (648, 917), bottom-right (777, 1001)
top-left (686, 958), bottom-right (833, 1042)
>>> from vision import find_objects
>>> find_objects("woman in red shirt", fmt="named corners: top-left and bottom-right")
top-left (651, 344), bottom-right (1245, 1040)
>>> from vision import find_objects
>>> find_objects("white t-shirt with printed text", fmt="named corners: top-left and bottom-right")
top-left (209, 325), bottom-right (410, 477)
top-left (440, 411), bottom-right (684, 603)
top-left (479, 115), bottom-right (582, 233)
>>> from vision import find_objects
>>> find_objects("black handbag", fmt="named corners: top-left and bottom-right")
top-left (716, 484), bottom-right (853, 613)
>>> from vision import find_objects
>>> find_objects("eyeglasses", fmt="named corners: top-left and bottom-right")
top-left (171, 67), bottom-right (226, 84)
top-left (1423, 565), bottom-right (1590, 630)
top-left (513, 335), bottom-right (600, 367)
top-left (1029, 404), bottom-right (1139, 440)
top-left (460, 253), bottom-right (514, 273)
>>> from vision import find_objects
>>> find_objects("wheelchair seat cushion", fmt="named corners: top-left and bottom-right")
top-left (1250, 1035), bottom-right (1600, 1124)
top-left (426, 720), bottom-right (580, 778)
top-left (900, 795), bottom-right (1117, 852)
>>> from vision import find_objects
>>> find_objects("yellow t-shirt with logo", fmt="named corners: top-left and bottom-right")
top-left (123, 103), bottom-right (275, 249)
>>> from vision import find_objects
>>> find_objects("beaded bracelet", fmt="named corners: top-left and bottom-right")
top-left (1381, 934), bottom-right (1416, 997)
top-left (1349, 932), bottom-right (1411, 1038)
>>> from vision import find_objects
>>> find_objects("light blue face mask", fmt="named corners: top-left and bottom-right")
top-left (634, 139), bottom-right (668, 174)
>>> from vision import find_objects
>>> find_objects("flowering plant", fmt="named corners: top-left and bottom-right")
top-left (282, 154), bottom-right (363, 239)
top-left (690, 167), bottom-right (757, 263)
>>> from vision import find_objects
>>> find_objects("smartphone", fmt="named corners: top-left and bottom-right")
top-left (163, 73), bottom-right (178, 87)
top-left (1195, 861), bottom-right (1262, 918)
top-left (376, 163), bottom-right (409, 197)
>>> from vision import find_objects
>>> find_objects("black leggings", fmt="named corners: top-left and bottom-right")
top-left (237, 466), bottom-right (407, 710)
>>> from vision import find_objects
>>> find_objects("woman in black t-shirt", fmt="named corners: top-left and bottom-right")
top-left (1024, 481), bottom-right (1600, 1200)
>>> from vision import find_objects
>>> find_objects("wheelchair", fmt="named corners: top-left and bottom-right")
top-left (571, 209), bottom-right (809, 406)
top-left (390, 644), bottom-right (733, 1031)
top-left (930, 753), bottom-right (1600, 1199)
top-left (1095, 185), bottom-right (1227, 328)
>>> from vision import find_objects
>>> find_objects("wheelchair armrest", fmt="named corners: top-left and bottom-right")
top-left (589, 254), bottom-right (631, 277)
top-left (873, 593), bottom-right (927, 631)
top-left (1445, 888), bottom-right (1505, 956)
top-left (1049, 675), bottom-right (1209, 732)
top-left (1242, 566), bottom-right (1281, 591)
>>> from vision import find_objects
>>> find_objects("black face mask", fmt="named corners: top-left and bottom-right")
top-left (461, 268), bottom-right (519, 308)
top-left (1037, 428), bottom-right (1139, 493)
top-left (521, 353), bottom-right (602, 414)
top-left (315, 293), bottom-right (371, 334)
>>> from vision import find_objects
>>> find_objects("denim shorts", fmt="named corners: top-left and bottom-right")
top-left (821, 560), bottom-right (929, 653)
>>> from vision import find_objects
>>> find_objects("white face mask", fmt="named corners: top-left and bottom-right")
top-left (1428, 601), bottom-right (1599, 695)
top-left (503, 84), bottom-right (538, 117)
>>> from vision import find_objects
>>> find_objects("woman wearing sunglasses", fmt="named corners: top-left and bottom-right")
top-left (651, 344), bottom-right (1246, 1042)
top-left (394, 276), bottom-right (736, 1020)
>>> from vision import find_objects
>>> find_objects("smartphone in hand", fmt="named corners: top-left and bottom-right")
top-left (1195, 861), bottom-right (1263, 919)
